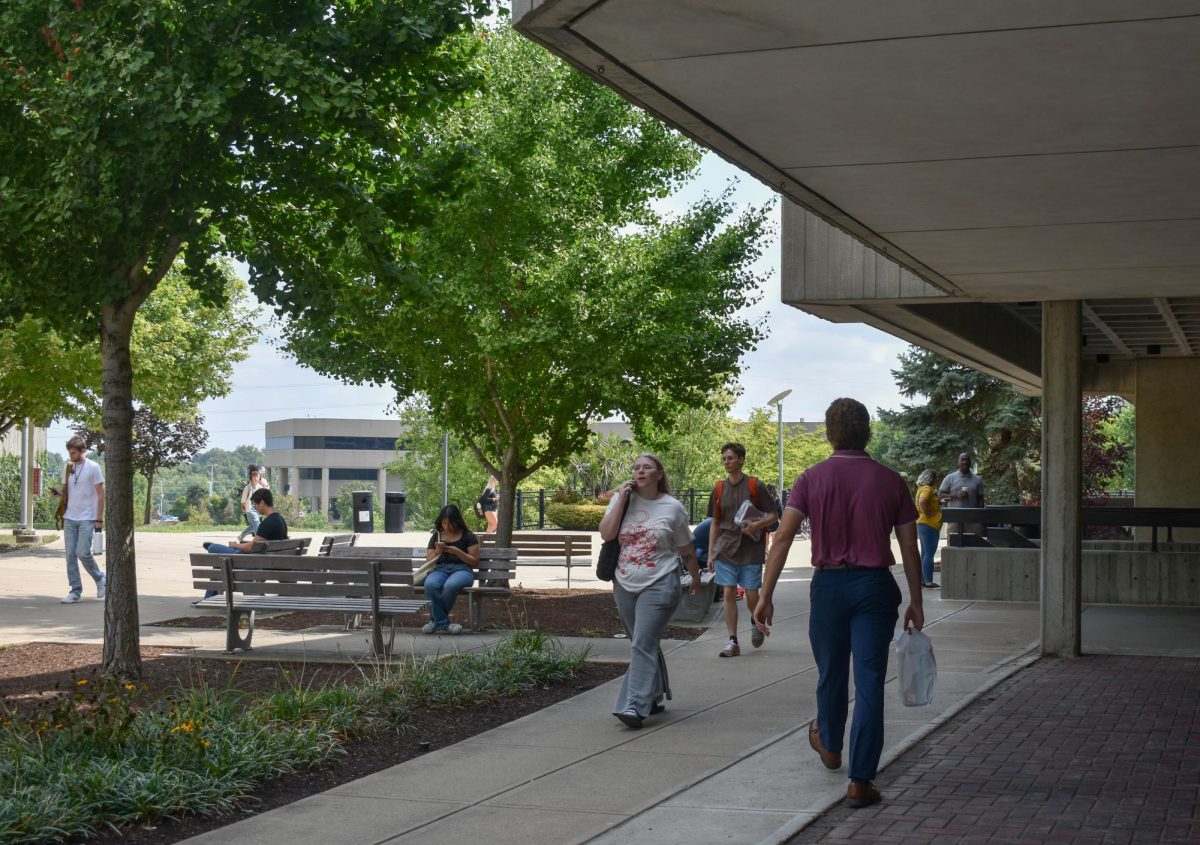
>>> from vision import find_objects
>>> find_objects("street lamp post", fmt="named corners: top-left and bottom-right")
top-left (766, 389), bottom-right (793, 493)
top-left (441, 431), bottom-right (449, 508)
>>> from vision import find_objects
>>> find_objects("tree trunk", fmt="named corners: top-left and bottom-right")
top-left (494, 450), bottom-right (521, 548)
top-left (143, 468), bottom-right (155, 525)
top-left (100, 299), bottom-right (143, 680)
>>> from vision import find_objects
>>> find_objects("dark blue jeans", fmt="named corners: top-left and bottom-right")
top-left (203, 545), bottom-right (242, 598)
top-left (424, 563), bottom-right (475, 629)
top-left (809, 567), bottom-right (902, 782)
top-left (917, 523), bottom-right (940, 583)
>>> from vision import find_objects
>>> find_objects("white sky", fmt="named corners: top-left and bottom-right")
top-left (47, 152), bottom-right (910, 454)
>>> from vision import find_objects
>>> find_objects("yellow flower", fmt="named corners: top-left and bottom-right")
top-left (76, 679), bottom-right (88, 687)
top-left (123, 683), bottom-right (137, 692)
top-left (200, 739), bottom-right (210, 747)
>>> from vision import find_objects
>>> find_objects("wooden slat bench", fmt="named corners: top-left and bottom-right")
top-left (247, 538), bottom-right (312, 555)
top-left (190, 552), bottom-right (427, 657)
top-left (332, 546), bottom-right (517, 629)
top-left (316, 533), bottom-right (357, 556)
top-left (478, 532), bottom-right (592, 588)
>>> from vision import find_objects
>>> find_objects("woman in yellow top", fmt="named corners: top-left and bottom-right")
top-left (915, 469), bottom-right (942, 589)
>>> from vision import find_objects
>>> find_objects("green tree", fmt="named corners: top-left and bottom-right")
top-left (736, 407), bottom-right (832, 491)
top-left (1101, 402), bottom-right (1135, 491)
top-left (385, 399), bottom-right (487, 531)
top-left (877, 347), bottom-right (1130, 502)
top-left (0, 265), bottom-right (251, 439)
top-left (0, 0), bottom-right (488, 677)
top-left (639, 391), bottom-right (737, 493)
top-left (875, 348), bottom-right (1039, 503)
top-left (283, 28), bottom-right (771, 545)
top-left (130, 411), bottom-right (209, 525)
top-left (0, 318), bottom-right (94, 438)
top-left (567, 434), bottom-right (640, 498)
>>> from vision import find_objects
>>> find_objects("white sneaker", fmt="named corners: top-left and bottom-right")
top-left (446, 623), bottom-right (463, 635)
top-left (421, 622), bottom-right (436, 634)
top-left (61, 593), bottom-right (81, 604)
top-left (96, 576), bottom-right (106, 600)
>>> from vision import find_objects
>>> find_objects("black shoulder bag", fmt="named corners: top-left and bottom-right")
top-left (596, 493), bottom-right (632, 582)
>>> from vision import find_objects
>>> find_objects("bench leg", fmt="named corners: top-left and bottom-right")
top-left (470, 592), bottom-right (486, 630)
top-left (225, 609), bottom-right (255, 654)
top-left (371, 615), bottom-right (396, 659)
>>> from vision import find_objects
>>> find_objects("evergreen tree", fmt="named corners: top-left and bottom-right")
top-left (875, 348), bottom-right (1039, 503)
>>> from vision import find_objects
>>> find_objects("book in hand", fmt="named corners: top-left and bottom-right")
top-left (734, 500), bottom-right (769, 540)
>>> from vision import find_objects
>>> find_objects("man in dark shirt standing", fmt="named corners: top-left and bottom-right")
top-left (939, 452), bottom-right (987, 541)
top-left (197, 489), bottom-right (288, 601)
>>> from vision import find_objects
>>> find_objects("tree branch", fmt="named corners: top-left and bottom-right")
top-left (483, 359), bottom-right (516, 439)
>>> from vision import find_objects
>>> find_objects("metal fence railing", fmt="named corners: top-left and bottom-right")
top-left (512, 488), bottom-right (716, 530)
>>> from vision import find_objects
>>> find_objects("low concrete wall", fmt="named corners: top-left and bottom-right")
top-left (942, 546), bottom-right (1200, 605)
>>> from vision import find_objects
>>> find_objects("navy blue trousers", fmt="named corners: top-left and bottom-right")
top-left (809, 567), bottom-right (902, 782)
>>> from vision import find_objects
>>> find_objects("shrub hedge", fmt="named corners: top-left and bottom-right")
top-left (545, 502), bottom-right (607, 531)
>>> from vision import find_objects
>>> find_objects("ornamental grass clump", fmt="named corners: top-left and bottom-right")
top-left (0, 633), bottom-right (586, 845)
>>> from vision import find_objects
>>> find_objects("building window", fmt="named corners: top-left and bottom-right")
top-left (266, 435), bottom-right (399, 451)
top-left (328, 468), bottom-right (381, 481)
top-left (298, 468), bottom-right (323, 480)
top-left (323, 436), bottom-right (398, 451)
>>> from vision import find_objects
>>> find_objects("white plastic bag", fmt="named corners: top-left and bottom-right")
top-left (894, 628), bottom-right (936, 706)
top-left (92, 529), bottom-right (105, 556)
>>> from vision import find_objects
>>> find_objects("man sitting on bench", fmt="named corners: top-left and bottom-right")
top-left (196, 489), bottom-right (288, 602)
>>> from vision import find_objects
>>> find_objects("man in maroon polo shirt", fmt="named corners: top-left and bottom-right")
top-left (754, 398), bottom-right (924, 809)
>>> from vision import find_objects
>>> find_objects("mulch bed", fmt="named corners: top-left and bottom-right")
top-left (0, 642), bottom-right (626, 845)
top-left (146, 588), bottom-right (704, 641)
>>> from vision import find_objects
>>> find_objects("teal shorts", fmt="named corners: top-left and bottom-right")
top-left (714, 560), bottom-right (763, 590)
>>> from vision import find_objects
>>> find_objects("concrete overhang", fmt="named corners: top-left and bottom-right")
top-left (514, 1), bottom-right (1200, 392)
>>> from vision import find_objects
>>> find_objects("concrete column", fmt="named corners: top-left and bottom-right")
top-left (1041, 300), bottom-right (1083, 657)
top-left (1133, 358), bottom-right (1200, 542)
top-left (377, 467), bottom-right (388, 497)
top-left (320, 467), bottom-right (330, 518)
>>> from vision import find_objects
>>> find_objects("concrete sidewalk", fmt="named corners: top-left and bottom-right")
top-left (175, 572), bottom-right (1042, 845)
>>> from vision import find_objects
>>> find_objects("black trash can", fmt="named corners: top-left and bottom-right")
top-left (384, 491), bottom-right (407, 533)
top-left (352, 490), bottom-right (374, 533)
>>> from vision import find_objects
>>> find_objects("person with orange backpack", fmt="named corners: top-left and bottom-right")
top-left (708, 442), bottom-right (780, 657)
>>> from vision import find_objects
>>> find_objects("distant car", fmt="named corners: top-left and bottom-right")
top-left (157, 515), bottom-right (180, 523)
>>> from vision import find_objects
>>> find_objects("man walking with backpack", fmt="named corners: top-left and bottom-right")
top-left (708, 442), bottom-right (779, 657)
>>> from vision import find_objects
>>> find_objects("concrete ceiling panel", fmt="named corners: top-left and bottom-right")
top-left (947, 267), bottom-right (1200, 302)
top-left (887, 220), bottom-right (1200, 278)
top-left (626, 17), bottom-right (1200, 167)
top-left (572, 0), bottom-right (1200, 63)
top-left (784, 147), bottom-right (1200, 232)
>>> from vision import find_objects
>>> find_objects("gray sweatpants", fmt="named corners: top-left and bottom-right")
top-left (612, 573), bottom-right (681, 717)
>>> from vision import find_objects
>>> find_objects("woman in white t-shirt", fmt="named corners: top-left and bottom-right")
top-left (600, 453), bottom-right (701, 729)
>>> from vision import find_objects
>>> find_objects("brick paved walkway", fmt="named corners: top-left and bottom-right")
top-left (790, 656), bottom-right (1200, 845)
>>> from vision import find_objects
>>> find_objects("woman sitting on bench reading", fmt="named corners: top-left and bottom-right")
top-left (423, 504), bottom-right (480, 635)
